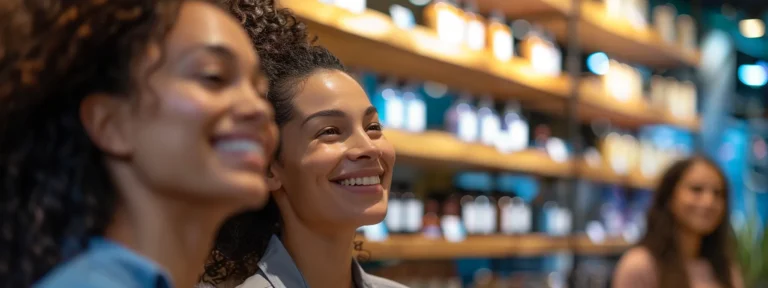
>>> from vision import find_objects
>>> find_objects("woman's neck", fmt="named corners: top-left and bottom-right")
top-left (677, 228), bottom-right (702, 261)
top-left (105, 166), bottom-right (230, 288)
top-left (280, 214), bottom-right (356, 288)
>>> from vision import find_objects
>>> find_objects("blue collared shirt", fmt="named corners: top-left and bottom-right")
top-left (35, 237), bottom-right (173, 288)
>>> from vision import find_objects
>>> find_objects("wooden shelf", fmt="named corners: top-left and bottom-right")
top-left (476, 0), bottom-right (571, 18)
top-left (538, 1), bottom-right (700, 68)
top-left (627, 169), bottom-right (657, 191)
top-left (357, 234), bottom-right (630, 260)
top-left (578, 160), bottom-right (624, 186)
top-left (387, 129), bottom-right (658, 190)
top-left (385, 130), bottom-right (571, 178)
top-left (281, 0), bottom-right (571, 110)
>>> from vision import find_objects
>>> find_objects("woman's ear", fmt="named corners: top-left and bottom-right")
top-left (267, 164), bottom-right (282, 192)
top-left (80, 93), bottom-right (133, 157)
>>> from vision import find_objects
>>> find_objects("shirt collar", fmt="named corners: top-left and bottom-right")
top-left (258, 236), bottom-right (375, 288)
top-left (258, 236), bottom-right (310, 288)
top-left (88, 237), bottom-right (173, 288)
top-left (351, 258), bottom-right (374, 288)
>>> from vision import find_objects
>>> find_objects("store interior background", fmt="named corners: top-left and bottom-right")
top-left (280, 0), bottom-right (768, 287)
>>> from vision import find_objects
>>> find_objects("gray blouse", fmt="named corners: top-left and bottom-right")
top-left (237, 236), bottom-right (408, 288)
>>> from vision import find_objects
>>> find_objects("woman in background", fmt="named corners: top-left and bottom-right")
top-left (199, 19), bottom-right (406, 288)
top-left (0, 0), bottom-right (277, 287)
top-left (613, 156), bottom-right (744, 288)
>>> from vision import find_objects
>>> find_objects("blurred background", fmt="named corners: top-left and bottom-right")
top-left (279, 0), bottom-right (767, 287)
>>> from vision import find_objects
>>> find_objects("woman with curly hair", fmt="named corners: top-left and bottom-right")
top-left (0, 0), bottom-right (278, 287)
top-left (199, 5), bottom-right (407, 287)
top-left (613, 156), bottom-right (744, 288)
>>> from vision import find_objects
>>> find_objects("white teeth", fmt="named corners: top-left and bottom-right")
top-left (215, 139), bottom-right (264, 155)
top-left (338, 176), bottom-right (381, 186)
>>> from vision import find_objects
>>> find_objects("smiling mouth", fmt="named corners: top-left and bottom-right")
top-left (335, 176), bottom-right (382, 186)
top-left (212, 138), bottom-right (266, 172)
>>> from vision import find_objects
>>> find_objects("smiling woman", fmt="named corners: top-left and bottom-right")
top-left (613, 156), bottom-right (744, 288)
top-left (0, 0), bottom-right (277, 287)
top-left (201, 29), bottom-right (405, 288)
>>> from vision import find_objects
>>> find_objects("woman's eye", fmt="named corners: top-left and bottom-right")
top-left (318, 127), bottom-right (341, 137)
top-left (689, 185), bottom-right (704, 194)
top-left (367, 123), bottom-right (383, 131)
top-left (203, 74), bottom-right (223, 82)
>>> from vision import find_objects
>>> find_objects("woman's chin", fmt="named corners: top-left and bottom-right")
top-left (225, 176), bottom-right (271, 209)
top-left (356, 204), bottom-right (388, 226)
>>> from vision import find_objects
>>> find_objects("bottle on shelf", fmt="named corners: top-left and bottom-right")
top-left (422, 197), bottom-right (442, 239)
top-left (462, 0), bottom-right (486, 51)
top-left (441, 193), bottom-right (466, 242)
top-left (371, 77), bottom-right (405, 130)
top-left (653, 4), bottom-right (677, 44)
top-left (628, 0), bottom-right (650, 29)
top-left (604, 132), bottom-right (629, 175)
top-left (401, 184), bottom-right (424, 234)
top-left (533, 124), bottom-right (551, 151)
top-left (424, 0), bottom-right (466, 46)
top-left (543, 202), bottom-right (572, 236)
top-left (650, 75), bottom-right (666, 111)
top-left (458, 178), bottom-right (477, 234)
top-left (486, 10), bottom-right (513, 63)
top-left (445, 93), bottom-right (479, 142)
top-left (522, 29), bottom-right (562, 76)
top-left (676, 15), bottom-right (697, 51)
top-left (496, 100), bottom-right (529, 154)
top-left (498, 174), bottom-right (532, 234)
top-left (477, 96), bottom-right (501, 146)
top-left (474, 188), bottom-right (497, 235)
top-left (385, 183), bottom-right (404, 233)
top-left (680, 80), bottom-right (697, 120)
top-left (403, 81), bottom-right (427, 133)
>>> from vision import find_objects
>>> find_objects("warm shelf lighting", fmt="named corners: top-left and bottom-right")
top-left (739, 18), bottom-right (765, 38)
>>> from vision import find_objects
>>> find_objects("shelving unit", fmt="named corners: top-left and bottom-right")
top-left (357, 234), bottom-right (631, 260)
top-left (280, 0), bottom-right (701, 131)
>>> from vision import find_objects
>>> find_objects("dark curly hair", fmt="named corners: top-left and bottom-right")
top-left (0, 0), bottom-right (216, 286)
top-left (640, 156), bottom-right (735, 288)
top-left (200, 2), bottom-right (346, 285)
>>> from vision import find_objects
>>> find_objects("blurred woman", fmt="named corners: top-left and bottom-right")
top-left (613, 156), bottom-right (744, 288)
top-left (0, 0), bottom-right (278, 287)
top-left (199, 25), bottom-right (406, 288)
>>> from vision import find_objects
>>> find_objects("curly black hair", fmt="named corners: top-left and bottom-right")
top-left (200, 2), bottom-right (346, 285)
top-left (0, 0), bottom-right (213, 286)
top-left (640, 156), bottom-right (735, 288)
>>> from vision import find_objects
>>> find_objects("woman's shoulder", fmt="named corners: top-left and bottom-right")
top-left (35, 241), bottom-right (171, 288)
top-left (616, 247), bottom-right (657, 273)
top-left (612, 247), bottom-right (658, 288)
